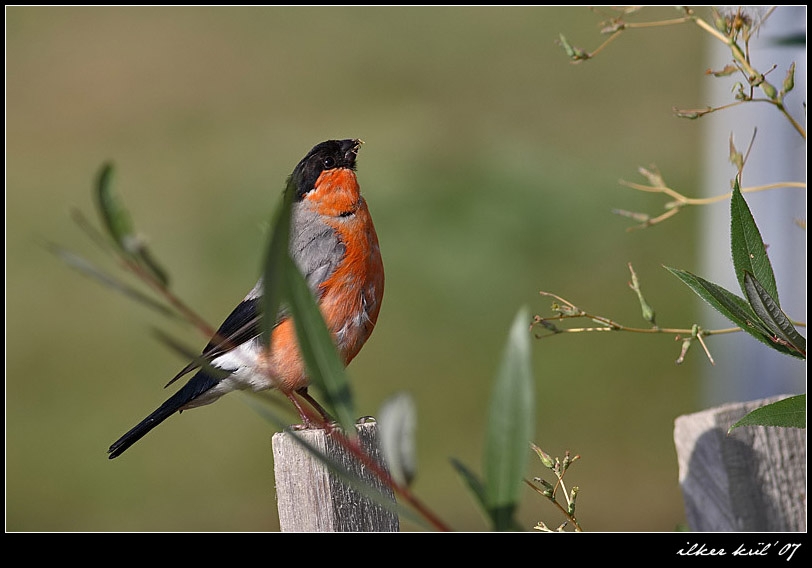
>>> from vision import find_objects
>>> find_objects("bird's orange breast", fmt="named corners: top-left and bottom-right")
top-left (268, 167), bottom-right (384, 393)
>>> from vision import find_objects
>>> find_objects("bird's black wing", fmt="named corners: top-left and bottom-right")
top-left (165, 295), bottom-right (263, 387)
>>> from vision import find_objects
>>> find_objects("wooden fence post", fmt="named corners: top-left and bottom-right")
top-left (674, 395), bottom-right (806, 532)
top-left (272, 420), bottom-right (399, 532)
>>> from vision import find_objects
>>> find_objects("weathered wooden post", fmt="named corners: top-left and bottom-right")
top-left (272, 420), bottom-right (399, 532)
top-left (674, 395), bottom-right (806, 531)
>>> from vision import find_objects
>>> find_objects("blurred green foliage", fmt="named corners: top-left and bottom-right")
top-left (7, 6), bottom-right (705, 531)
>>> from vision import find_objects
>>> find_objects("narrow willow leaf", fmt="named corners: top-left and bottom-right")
top-left (484, 306), bottom-right (535, 531)
top-left (260, 176), bottom-right (296, 349)
top-left (95, 162), bottom-right (136, 253)
top-left (151, 328), bottom-right (232, 382)
top-left (449, 459), bottom-right (524, 531)
top-left (665, 267), bottom-right (800, 358)
top-left (449, 458), bottom-right (492, 525)
top-left (730, 179), bottom-right (778, 303)
top-left (743, 272), bottom-right (806, 357)
top-left (94, 162), bottom-right (169, 286)
top-left (134, 245), bottom-right (170, 288)
top-left (283, 254), bottom-right (356, 432)
top-left (728, 394), bottom-right (806, 432)
top-left (47, 242), bottom-right (175, 318)
top-left (378, 392), bottom-right (418, 487)
top-left (260, 173), bottom-right (356, 431)
top-left (70, 207), bottom-right (121, 257)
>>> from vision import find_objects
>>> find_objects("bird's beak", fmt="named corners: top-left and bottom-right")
top-left (343, 139), bottom-right (363, 162)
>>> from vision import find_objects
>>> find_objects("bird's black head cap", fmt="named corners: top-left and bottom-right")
top-left (288, 139), bottom-right (362, 200)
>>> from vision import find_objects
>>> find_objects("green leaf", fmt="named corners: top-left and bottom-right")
top-left (151, 328), bottom-right (233, 382)
top-left (259, 174), bottom-right (356, 431)
top-left (449, 458), bottom-right (524, 532)
top-left (743, 272), bottom-right (806, 357)
top-left (483, 306), bottom-right (535, 531)
top-left (95, 162), bottom-right (136, 253)
top-left (283, 254), bottom-right (356, 432)
top-left (378, 392), bottom-right (418, 488)
top-left (665, 267), bottom-right (800, 358)
top-left (728, 395), bottom-right (806, 432)
top-left (260, 176), bottom-right (296, 349)
top-left (135, 246), bottom-right (169, 289)
top-left (730, 179), bottom-right (778, 304)
top-left (94, 162), bottom-right (169, 286)
top-left (449, 458), bottom-right (490, 523)
top-left (47, 242), bottom-right (176, 318)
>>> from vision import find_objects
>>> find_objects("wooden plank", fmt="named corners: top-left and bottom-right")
top-left (674, 395), bottom-right (806, 531)
top-left (272, 421), bottom-right (399, 532)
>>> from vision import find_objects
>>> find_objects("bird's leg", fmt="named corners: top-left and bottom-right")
top-left (284, 390), bottom-right (318, 429)
top-left (296, 387), bottom-right (335, 428)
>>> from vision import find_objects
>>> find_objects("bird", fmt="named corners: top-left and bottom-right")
top-left (107, 138), bottom-right (384, 459)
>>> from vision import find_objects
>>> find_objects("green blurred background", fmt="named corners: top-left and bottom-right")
top-left (7, 6), bottom-right (711, 531)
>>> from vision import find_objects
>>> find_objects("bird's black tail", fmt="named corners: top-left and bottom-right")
top-left (107, 372), bottom-right (219, 459)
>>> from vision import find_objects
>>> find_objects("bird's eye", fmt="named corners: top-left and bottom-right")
top-left (322, 156), bottom-right (336, 169)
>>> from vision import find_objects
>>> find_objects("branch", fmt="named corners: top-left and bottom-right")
top-left (615, 164), bottom-right (805, 230)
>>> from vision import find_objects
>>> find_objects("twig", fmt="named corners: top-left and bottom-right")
top-left (616, 169), bottom-right (805, 230)
top-left (562, 7), bottom-right (805, 139)
top-left (526, 447), bottom-right (583, 532)
top-left (619, 179), bottom-right (805, 206)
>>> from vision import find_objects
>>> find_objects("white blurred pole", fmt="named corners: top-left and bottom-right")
top-left (699, 6), bottom-right (806, 406)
